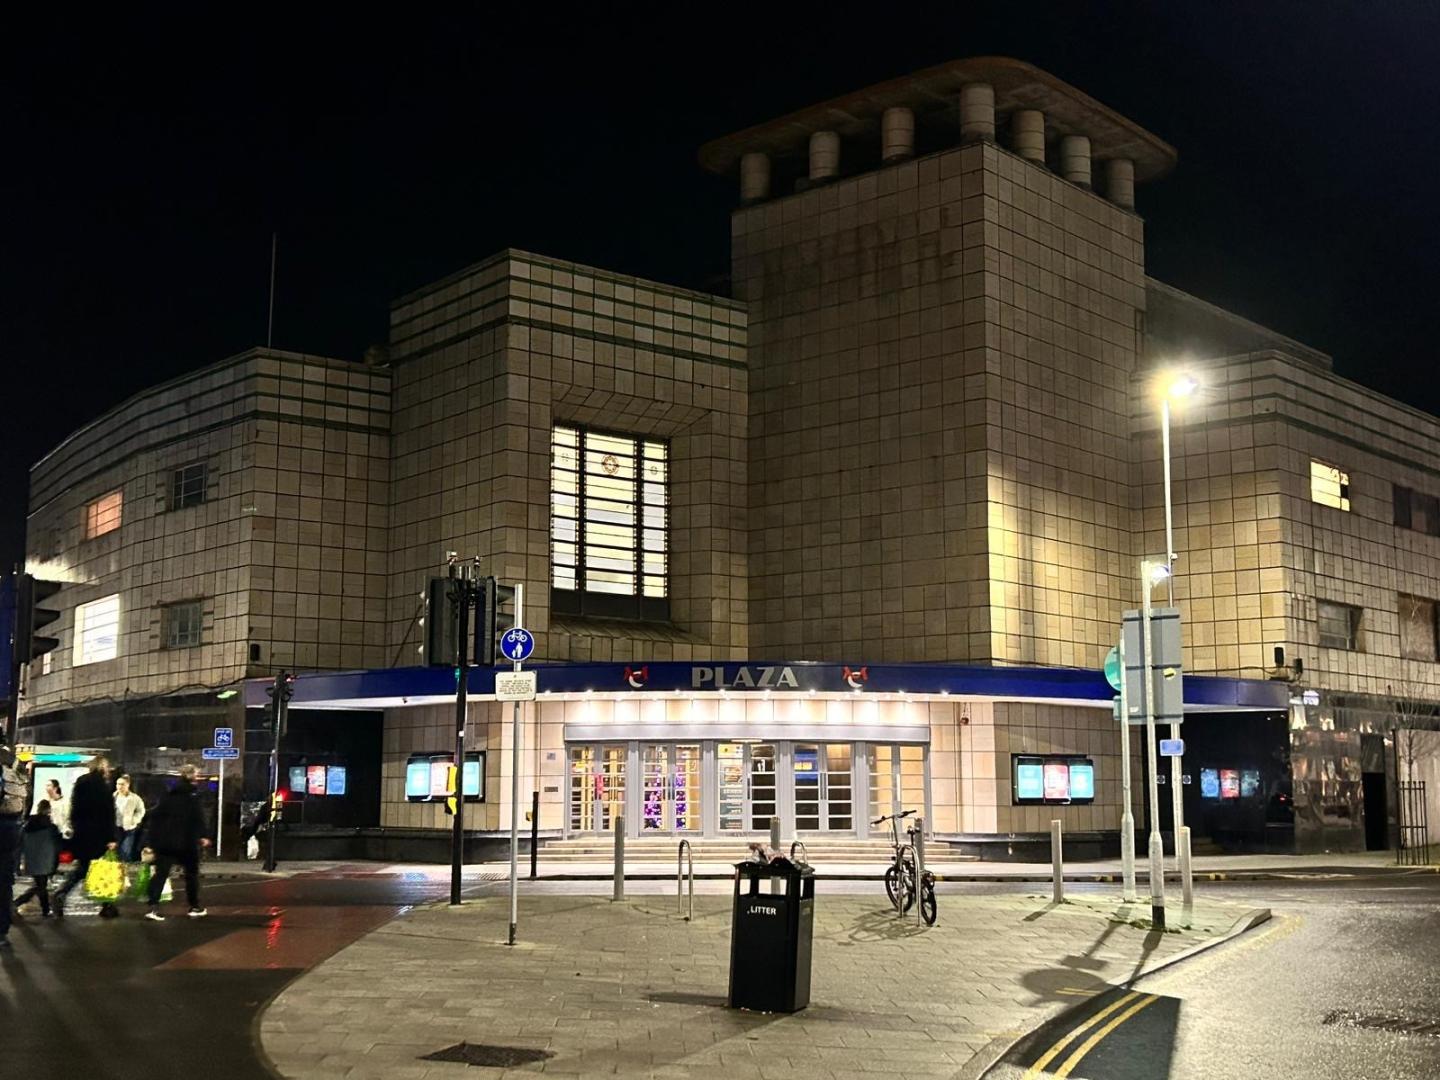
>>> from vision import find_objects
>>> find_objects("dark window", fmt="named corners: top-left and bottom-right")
top-left (170, 463), bottom-right (208, 509)
top-left (1399, 594), bottom-right (1438, 662)
top-left (1394, 485), bottom-right (1414, 529)
top-left (163, 601), bottom-right (204, 649)
top-left (550, 425), bottom-right (669, 620)
top-left (1317, 600), bottom-right (1361, 651)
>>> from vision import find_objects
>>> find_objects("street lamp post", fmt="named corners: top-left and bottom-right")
top-left (1159, 373), bottom-right (1197, 908)
top-left (1141, 559), bottom-right (1169, 930)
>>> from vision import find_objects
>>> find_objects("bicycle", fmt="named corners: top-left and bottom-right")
top-left (873, 810), bottom-right (936, 924)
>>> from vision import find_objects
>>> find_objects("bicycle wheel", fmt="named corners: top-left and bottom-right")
top-left (885, 864), bottom-right (902, 912)
top-left (919, 873), bottom-right (937, 926)
top-left (898, 850), bottom-right (917, 913)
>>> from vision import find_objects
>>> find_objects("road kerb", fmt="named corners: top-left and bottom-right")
top-left (956, 906), bottom-right (1273, 1080)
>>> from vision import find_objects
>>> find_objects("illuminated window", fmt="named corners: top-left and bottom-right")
top-left (550, 425), bottom-right (668, 619)
top-left (163, 600), bottom-right (203, 649)
top-left (170, 462), bottom-right (208, 509)
top-left (1310, 461), bottom-right (1350, 511)
top-left (1317, 600), bottom-right (1361, 651)
top-left (40, 651), bottom-right (53, 677)
top-left (84, 490), bottom-right (123, 539)
top-left (74, 595), bottom-right (121, 665)
top-left (1399, 594), bottom-right (1438, 662)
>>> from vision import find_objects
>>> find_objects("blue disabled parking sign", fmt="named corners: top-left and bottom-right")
top-left (499, 627), bottom-right (535, 663)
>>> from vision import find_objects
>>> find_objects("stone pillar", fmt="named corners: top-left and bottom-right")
top-left (740, 152), bottom-right (771, 203)
top-left (1105, 157), bottom-right (1136, 209)
top-left (881, 107), bottom-right (915, 162)
top-left (1059, 135), bottom-right (1092, 188)
top-left (959, 83), bottom-right (995, 141)
top-left (1011, 109), bottom-right (1046, 163)
top-left (809, 131), bottom-right (840, 181)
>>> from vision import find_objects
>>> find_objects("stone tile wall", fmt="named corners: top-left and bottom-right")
top-left (385, 250), bottom-right (749, 667)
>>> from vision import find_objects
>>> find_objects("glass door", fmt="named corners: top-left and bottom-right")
top-left (869, 744), bottom-right (928, 834)
top-left (641, 744), bottom-right (669, 831)
top-left (718, 742), bottom-right (747, 831)
top-left (748, 743), bottom-right (777, 831)
top-left (569, 744), bottom-right (626, 834)
top-left (795, 743), bottom-right (855, 833)
top-left (640, 742), bottom-right (703, 832)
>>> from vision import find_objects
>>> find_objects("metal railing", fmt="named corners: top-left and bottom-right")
top-left (677, 838), bottom-right (694, 921)
top-left (1398, 780), bottom-right (1430, 866)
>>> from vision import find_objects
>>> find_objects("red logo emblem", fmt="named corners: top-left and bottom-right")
top-left (843, 666), bottom-right (868, 690)
top-left (624, 665), bottom-right (649, 689)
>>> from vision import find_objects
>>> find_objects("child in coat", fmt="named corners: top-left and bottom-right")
top-left (15, 799), bottom-right (64, 917)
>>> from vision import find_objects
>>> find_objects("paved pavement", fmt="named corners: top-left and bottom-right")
top-left (986, 874), bottom-right (1440, 1080)
top-left (259, 888), bottom-right (1264, 1079)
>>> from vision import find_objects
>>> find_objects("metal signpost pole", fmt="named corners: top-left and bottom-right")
top-left (1161, 398), bottom-right (1191, 899)
top-left (217, 758), bottom-right (224, 860)
top-left (450, 565), bottom-right (470, 907)
top-left (508, 584), bottom-right (525, 947)
top-left (1118, 632), bottom-right (1136, 903)
top-left (1141, 564), bottom-right (1166, 930)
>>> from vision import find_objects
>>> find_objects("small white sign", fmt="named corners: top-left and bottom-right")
top-left (495, 670), bottom-right (538, 701)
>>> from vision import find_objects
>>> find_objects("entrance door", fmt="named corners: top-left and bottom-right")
top-left (748, 743), bottom-right (777, 831)
top-left (793, 743), bottom-right (855, 833)
top-left (868, 744), bottom-right (928, 833)
top-left (640, 743), bottom-right (702, 832)
top-left (568, 744), bottom-right (626, 833)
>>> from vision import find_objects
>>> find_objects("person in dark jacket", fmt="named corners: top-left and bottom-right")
top-left (53, 756), bottom-right (116, 916)
top-left (14, 799), bottom-right (63, 917)
top-left (144, 764), bottom-right (210, 921)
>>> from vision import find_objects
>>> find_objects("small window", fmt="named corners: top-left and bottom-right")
top-left (170, 463), bottom-right (208, 509)
top-left (1317, 600), bottom-right (1361, 651)
top-left (163, 600), bottom-right (204, 649)
top-left (74, 595), bottom-right (121, 665)
top-left (84, 490), bottom-right (123, 539)
top-left (1310, 461), bottom-right (1350, 511)
top-left (1399, 594), bottom-right (1439, 662)
top-left (1394, 485), bottom-right (1414, 530)
top-left (40, 651), bottom-right (53, 677)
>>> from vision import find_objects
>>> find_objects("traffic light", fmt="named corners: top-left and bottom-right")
top-left (475, 576), bottom-right (516, 666)
top-left (262, 670), bottom-right (294, 735)
top-left (17, 573), bottom-right (62, 663)
top-left (425, 576), bottom-right (463, 668)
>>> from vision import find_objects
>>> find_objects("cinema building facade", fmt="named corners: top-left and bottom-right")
top-left (19, 58), bottom-right (1440, 859)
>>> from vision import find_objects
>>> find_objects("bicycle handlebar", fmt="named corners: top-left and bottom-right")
top-left (870, 809), bottom-right (917, 825)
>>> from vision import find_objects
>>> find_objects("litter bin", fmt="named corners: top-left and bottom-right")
top-left (727, 856), bottom-right (815, 1012)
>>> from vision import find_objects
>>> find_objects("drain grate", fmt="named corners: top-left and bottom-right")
top-left (1323, 1010), bottom-right (1440, 1038)
top-left (420, 1042), bottom-right (554, 1067)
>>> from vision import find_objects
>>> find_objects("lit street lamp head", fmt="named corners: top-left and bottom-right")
top-left (1143, 559), bottom-right (1172, 589)
top-left (1162, 372), bottom-right (1199, 401)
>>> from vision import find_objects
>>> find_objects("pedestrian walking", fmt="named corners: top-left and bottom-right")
top-left (143, 764), bottom-right (210, 921)
top-left (114, 774), bottom-right (146, 862)
top-left (1, 746), bottom-right (31, 948)
top-left (53, 756), bottom-right (117, 916)
top-left (13, 799), bottom-right (63, 917)
top-left (45, 778), bottom-right (71, 838)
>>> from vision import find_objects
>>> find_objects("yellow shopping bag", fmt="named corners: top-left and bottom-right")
top-left (84, 850), bottom-right (127, 903)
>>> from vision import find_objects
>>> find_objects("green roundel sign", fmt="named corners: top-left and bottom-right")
top-left (1103, 646), bottom-right (1122, 692)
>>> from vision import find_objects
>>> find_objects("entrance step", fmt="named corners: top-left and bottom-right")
top-left (539, 836), bottom-right (975, 863)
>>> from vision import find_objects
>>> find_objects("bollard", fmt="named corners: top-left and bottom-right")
top-left (612, 817), bottom-right (625, 902)
top-left (770, 817), bottom-right (782, 895)
top-left (529, 790), bottom-right (539, 881)
top-left (1179, 825), bottom-right (1193, 908)
top-left (1051, 819), bottom-right (1064, 904)
top-left (913, 817), bottom-right (927, 882)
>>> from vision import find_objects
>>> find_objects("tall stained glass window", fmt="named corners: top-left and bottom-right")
top-left (551, 425), bottom-right (668, 619)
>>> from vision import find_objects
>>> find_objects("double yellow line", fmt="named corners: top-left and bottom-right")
top-left (1022, 990), bottom-right (1160, 1079)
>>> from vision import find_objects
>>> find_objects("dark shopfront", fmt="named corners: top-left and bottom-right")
top-left (241, 707), bottom-right (383, 832)
top-left (1150, 710), bottom-right (1294, 855)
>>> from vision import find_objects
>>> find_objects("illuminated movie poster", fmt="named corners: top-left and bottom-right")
top-left (326, 765), bottom-right (347, 796)
top-left (1240, 770), bottom-right (1260, 797)
top-left (1069, 763), bottom-right (1095, 800)
top-left (307, 764), bottom-right (327, 795)
top-left (1220, 769), bottom-right (1240, 799)
top-left (405, 760), bottom-right (429, 799)
top-left (1015, 762), bottom-right (1044, 800)
top-left (289, 766), bottom-right (307, 793)
top-left (1200, 768), bottom-right (1220, 798)
top-left (1043, 761), bottom-right (1070, 801)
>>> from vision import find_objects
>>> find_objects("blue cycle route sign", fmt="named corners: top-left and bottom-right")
top-left (499, 627), bottom-right (535, 663)
top-left (213, 727), bottom-right (234, 749)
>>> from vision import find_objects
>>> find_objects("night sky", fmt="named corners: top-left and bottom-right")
top-left (6, 6), bottom-right (1440, 570)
